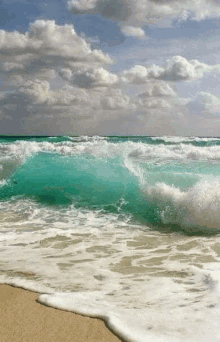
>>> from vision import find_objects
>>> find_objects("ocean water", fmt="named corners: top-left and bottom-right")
top-left (1, 135), bottom-right (220, 341)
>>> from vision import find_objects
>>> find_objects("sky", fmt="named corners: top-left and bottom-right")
top-left (1, 0), bottom-right (220, 136)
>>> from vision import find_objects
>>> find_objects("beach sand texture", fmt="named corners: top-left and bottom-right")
top-left (0, 285), bottom-right (123, 342)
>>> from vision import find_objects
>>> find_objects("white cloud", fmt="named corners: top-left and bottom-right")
top-left (138, 81), bottom-right (177, 98)
top-left (137, 81), bottom-right (177, 108)
top-left (0, 19), bottom-right (109, 62)
top-left (67, 0), bottom-right (220, 36)
top-left (142, 98), bottom-right (172, 108)
top-left (0, 79), bottom-right (100, 109)
top-left (122, 65), bottom-right (153, 84)
top-left (101, 89), bottom-right (136, 110)
top-left (121, 26), bottom-right (146, 38)
top-left (0, 19), bottom-right (112, 83)
top-left (19, 79), bottom-right (51, 104)
top-left (0, 19), bottom-right (126, 126)
top-left (0, 76), bottom-right (136, 116)
top-left (1, 18), bottom-right (220, 136)
top-left (45, 85), bottom-right (92, 107)
top-left (68, 67), bottom-right (119, 88)
top-left (122, 56), bottom-right (220, 83)
top-left (160, 56), bottom-right (220, 81)
top-left (1, 62), bottom-right (24, 72)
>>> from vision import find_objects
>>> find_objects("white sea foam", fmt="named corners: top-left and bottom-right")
top-left (38, 270), bottom-right (220, 342)
top-left (0, 197), bottom-right (220, 341)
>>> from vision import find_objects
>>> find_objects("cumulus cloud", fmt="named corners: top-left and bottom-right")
top-left (2, 18), bottom-right (220, 136)
top-left (1, 62), bottom-right (25, 72)
top-left (17, 79), bottom-right (51, 105)
top-left (60, 67), bottom-right (119, 88)
top-left (0, 19), bottom-right (112, 83)
top-left (101, 89), bottom-right (137, 110)
top-left (0, 19), bottom-right (111, 62)
top-left (160, 56), bottom-right (220, 81)
top-left (0, 79), bottom-right (101, 111)
top-left (0, 19), bottom-right (128, 128)
top-left (0, 77), bottom-right (136, 119)
top-left (138, 81), bottom-right (177, 98)
top-left (142, 98), bottom-right (172, 108)
top-left (122, 56), bottom-right (220, 83)
top-left (51, 86), bottom-right (91, 106)
top-left (121, 26), bottom-right (146, 38)
top-left (0, 81), bottom-right (49, 111)
top-left (0, 77), bottom-right (140, 135)
top-left (137, 81), bottom-right (176, 109)
top-left (67, 0), bottom-right (220, 36)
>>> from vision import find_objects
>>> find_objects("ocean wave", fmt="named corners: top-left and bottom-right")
top-left (1, 138), bottom-right (220, 163)
top-left (146, 180), bottom-right (220, 230)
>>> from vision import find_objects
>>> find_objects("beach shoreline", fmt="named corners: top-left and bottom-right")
top-left (0, 284), bottom-right (125, 342)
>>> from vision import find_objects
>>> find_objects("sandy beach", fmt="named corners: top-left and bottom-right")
top-left (0, 285), bottom-right (124, 342)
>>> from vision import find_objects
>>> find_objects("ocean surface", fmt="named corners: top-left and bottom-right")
top-left (1, 135), bottom-right (220, 341)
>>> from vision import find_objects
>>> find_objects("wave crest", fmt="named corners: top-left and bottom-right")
top-left (146, 180), bottom-right (220, 230)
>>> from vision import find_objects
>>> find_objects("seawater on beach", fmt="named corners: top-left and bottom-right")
top-left (1, 135), bottom-right (220, 341)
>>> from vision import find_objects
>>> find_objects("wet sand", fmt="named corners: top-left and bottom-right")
top-left (0, 284), bottom-right (124, 342)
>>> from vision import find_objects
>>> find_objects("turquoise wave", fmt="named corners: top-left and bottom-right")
top-left (0, 151), bottom-right (164, 227)
top-left (1, 135), bottom-right (220, 232)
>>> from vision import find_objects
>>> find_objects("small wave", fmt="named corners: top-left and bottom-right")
top-left (67, 135), bottom-right (106, 142)
top-left (151, 136), bottom-right (220, 143)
